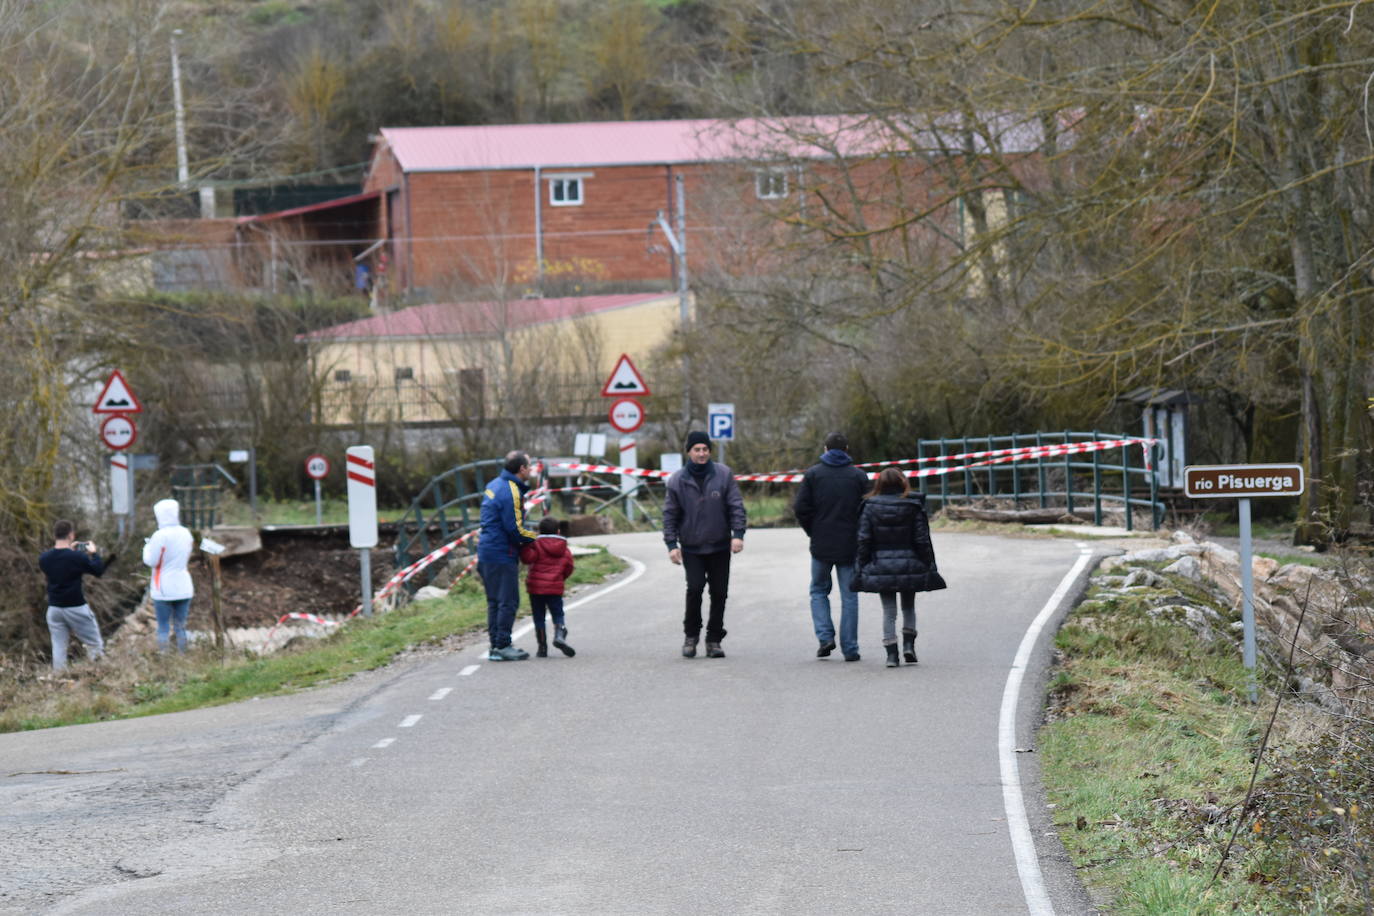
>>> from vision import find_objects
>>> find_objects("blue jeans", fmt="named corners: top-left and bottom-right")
top-left (810, 559), bottom-right (859, 656)
top-left (154, 598), bottom-right (191, 652)
top-left (529, 594), bottom-right (565, 630)
top-left (479, 560), bottom-right (520, 648)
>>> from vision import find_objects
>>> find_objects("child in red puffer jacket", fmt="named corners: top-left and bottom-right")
top-left (520, 516), bottom-right (576, 657)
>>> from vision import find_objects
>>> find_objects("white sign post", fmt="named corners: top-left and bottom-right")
top-left (111, 455), bottom-right (130, 537)
top-left (305, 454), bottom-right (330, 526)
top-left (1185, 463), bottom-right (1305, 702)
top-left (708, 402), bottom-right (735, 465)
top-left (619, 436), bottom-right (639, 522)
top-left (346, 446), bottom-right (378, 616)
top-left (228, 448), bottom-right (257, 518)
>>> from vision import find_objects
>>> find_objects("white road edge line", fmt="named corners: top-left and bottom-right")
top-left (472, 554), bottom-right (649, 657)
top-left (399, 715), bottom-right (422, 728)
top-left (1000, 545), bottom-right (1094, 916)
top-left (372, 737), bottom-right (396, 749)
top-left (429, 687), bottom-right (452, 700)
top-left (459, 664), bottom-right (480, 676)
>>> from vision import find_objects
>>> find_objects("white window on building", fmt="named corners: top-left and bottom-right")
top-left (755, 170), bottom-right (789, 200)
top-left (549, 177), bottom-right (583, 206)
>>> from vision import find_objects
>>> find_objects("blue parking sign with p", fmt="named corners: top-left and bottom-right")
top-left (707, 403), bottom-right (735, 441)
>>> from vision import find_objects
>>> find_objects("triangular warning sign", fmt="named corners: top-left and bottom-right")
top-left (92, 369), bottom-right (143, 414)
top-left (600, 354), bottom-right (650, 397)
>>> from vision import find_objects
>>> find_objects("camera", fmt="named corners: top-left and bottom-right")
top-left (73, 541), bottom-right (89, 552)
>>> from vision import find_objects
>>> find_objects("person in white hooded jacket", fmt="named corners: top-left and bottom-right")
top-left (143, 498), bottom-right (195, 653)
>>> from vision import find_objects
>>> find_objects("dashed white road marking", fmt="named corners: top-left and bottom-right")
top-left (999, 544), bottom-right (1094, 916)
top-left (399, 715), bottom-right (422, 728)
top-left (459, 664), bottom-right (480, 676)
top-left (429, 687), bottom-right (453, 700)
top-left (349, 757), bottom-right (368, 767)
top-left (372, 737), bottom-right (396, 749)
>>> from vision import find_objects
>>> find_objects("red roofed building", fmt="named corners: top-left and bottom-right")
top-left (360, 114), bottom-right (1057, 296)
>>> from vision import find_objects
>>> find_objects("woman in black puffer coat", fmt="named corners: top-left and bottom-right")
top-left (854, 467), bottom-right (946, 667)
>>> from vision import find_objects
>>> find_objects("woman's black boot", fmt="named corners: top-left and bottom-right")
top-left (885, 644), bottom-right (900, 668)
top-left (535, 626), bottom-right (548, 658)
top-left (902, 628), bottom-right (918, 664)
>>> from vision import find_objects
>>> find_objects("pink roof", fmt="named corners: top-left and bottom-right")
top-left (299, 292), bottom-right (672, 341)
top-left (377, 115), bottom-right (1055, 173)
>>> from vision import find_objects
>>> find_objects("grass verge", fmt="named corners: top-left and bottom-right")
top-left (0, 547), bottom-right (625, 733)
top-left (1040, 577), bottom-right (1350, 914)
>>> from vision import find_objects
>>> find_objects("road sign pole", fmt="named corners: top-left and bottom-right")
top-left (360, 548), bottom-right (373, 618)
top-left (314, 479), bottom-right (322, 526)
top-left (248, 447), bottom-right (258, 519)
top-left (346, 446), bottom-right (378, 617)
top-left (1238, 497), bottom-right (1257, 703)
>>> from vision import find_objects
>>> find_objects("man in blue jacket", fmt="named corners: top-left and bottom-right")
top-left (478, 450), bottom-right (539, 661)
top-left (663, 431), bottom-right (747, 658)
top-left (792, 432), bottom-right (871, 661)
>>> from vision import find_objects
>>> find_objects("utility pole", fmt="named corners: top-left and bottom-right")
top-left (170, 29), bottom-right (215, 218)
top-left (170, 29), bottom-right (189, 187)
top-left (653, 174), bottom-right (692, 425)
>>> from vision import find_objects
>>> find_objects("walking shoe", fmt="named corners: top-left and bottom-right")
top-left (885, 644), bottom-right (900, 668)
top-left (682, 636), bottom-right (698, 658)
top-left (902, 628), bottom-right (918, 664)
top-left (553, 626), bottom-right (575, 657)
top-left (843, 652), bottom-right (861, 662)
top-left (488, 645), bottom-right (529, 661)
top-left (705, 641), bottom-right (725, 658)
top-left (817, 639), bottom-right (836, 658)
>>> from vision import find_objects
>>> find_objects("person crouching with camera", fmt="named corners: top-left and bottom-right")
top-left (38, 519), bottom-right (117, 671)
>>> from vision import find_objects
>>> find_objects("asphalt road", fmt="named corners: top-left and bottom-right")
top-left (3, 529), bottom-right (1102, 915)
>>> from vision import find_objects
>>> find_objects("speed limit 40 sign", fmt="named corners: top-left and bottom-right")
top-left (305, 454), bottom-right (330, 480)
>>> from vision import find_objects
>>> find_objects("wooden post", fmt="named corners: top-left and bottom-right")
top-left (208, 553), bottom-right (226, 654)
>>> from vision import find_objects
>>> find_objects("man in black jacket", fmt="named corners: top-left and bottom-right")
top-left (663, 431), bottom-right (746, 659)
top-left (792, 432), bottom-right (870, 661)
top-left (38, 519), bottom-right (115, 671)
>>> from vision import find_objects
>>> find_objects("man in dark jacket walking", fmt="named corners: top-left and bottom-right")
top-left (663, 431), bottom-right (747, 658)
top-left (478, 450), bottom-right (539, 661)
top-left (792, 432), bottom-right (871, 661)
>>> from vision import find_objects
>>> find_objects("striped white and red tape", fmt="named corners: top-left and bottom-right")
top-left (553, 437), bottom-right (1158, 484)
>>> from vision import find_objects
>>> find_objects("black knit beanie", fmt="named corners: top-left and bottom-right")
top-left (684, 430), bottom-right (711, 451)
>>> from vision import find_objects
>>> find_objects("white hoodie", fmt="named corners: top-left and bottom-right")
top-left (142, 499), bottom-right (195, 601)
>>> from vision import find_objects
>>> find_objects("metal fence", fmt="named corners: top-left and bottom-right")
top-left (912, 431), bottom-right (1163, 530)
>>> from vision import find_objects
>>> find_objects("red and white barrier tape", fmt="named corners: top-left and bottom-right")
top-left (855, 437), bottom-right (1157, 470)
top-left (444, 556), bottom-right (481, 594)
top-left (264, 612), bottom-right (340, 643)
top-left (556, 437), bottom-right (1158, 484)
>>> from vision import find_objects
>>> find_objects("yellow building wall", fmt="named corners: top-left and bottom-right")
top-left (309, 294), bottom-right (684, 424)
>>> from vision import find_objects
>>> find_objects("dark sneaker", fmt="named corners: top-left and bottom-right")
top-left (682, 636), bottom-right (698, 658)
top-left (553, 626), bottom-right (575, 657)
top-left (817, 639), bottom-right (836, 658)
top-left (488, 645), bottom-right (528, 661)
top-left (705, 642), bottom-right (725, 658)
top-left (843, 653), bottom-right (861, 662)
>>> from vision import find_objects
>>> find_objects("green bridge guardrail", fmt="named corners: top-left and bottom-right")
top-left (914, 431), bottom-right (1163, 531)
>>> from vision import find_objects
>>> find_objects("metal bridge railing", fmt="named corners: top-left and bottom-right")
top-left (392, 458), bottom-right (505, 580)
top-left (915, 431), bottom-right (1163, 530)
